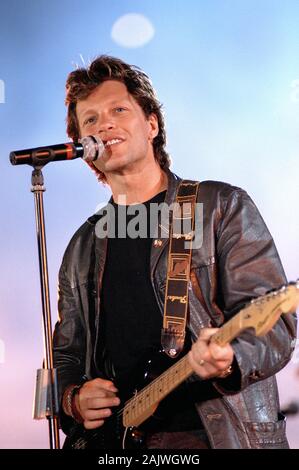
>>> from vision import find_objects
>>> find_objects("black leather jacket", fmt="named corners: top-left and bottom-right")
top-left (53, 169), bottom-right (296, 448)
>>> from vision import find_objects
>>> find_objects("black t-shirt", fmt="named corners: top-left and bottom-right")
top-left (101, 190), bottom-right (166, 376)
top-left (100, 190), bottom-right (203, 431)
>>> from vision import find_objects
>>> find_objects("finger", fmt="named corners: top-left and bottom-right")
top-left (87, 396), bottom-right (120, 410)
top-left (90, 378), bottom-right (118, 392)
top-left (198, 328), bottom-right (219, 341)
top-left (189, 343), bottom-right (211, 366)
top-left (79, 381), bottom-right (119, 401)
top-left (209, 343), bottom-right (234, 361)
top-left (188, 350), bottom-right (213, 372)
top-left (84, 408), bottom-right (112, 421)
top-left (84, 419), bottom-right (104, 430)
top-left (82, 388), bottom-right (119, 400)
top-left (190, 347), bottom-right (211, 364)
top-left (188, 352), bottom-right (218, 378)
top-left (190, 351), bottom-right (231, 375)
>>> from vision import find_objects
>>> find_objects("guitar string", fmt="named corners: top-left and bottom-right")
top-left (115, 357), bottom-right (188, 419)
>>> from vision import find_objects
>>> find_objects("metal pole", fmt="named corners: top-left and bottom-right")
top-left (31, 168), bottom-right (60, 449)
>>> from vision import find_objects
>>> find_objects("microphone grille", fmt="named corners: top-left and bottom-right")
top-left (80, 135), bottom-right (105, 162)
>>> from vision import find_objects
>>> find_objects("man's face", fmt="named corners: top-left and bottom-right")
top-left (76, 80), bottom-right (159, 176)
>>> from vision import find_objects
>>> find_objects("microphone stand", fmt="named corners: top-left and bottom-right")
top-left (10, 136), bottom-right (104, 449)
top-left (31, 167), bottom-right (60, 449)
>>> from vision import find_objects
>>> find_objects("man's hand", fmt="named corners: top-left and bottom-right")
top-left (188, 328), bottom-right (234, 379)
top-left (75, 378), bottom-right (120, 430)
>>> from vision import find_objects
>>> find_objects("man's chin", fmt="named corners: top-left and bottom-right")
top-left (95, 160), bottom-right (128, 174)
top-left (93, 152), bottom-right (125, 171)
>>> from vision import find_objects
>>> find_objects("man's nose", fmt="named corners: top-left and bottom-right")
top-left (98, 115), bottom-right (116, 133)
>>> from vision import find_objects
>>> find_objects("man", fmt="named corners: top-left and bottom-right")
top-left (53, 55), bottom-right (296, 449)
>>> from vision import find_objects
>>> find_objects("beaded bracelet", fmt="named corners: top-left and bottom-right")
top-left (62, 384), bottom-right (83, 423)
top-left (70, 386), bottom-right (84, 424)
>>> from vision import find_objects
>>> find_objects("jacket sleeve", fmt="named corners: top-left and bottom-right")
top-left (53, 262), bottom-right (87, 434)
top-left (214, 188), bottom-right (297, 393)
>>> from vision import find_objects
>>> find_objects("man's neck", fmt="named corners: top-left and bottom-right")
top-left (106, 164), bottom-right (168, 205)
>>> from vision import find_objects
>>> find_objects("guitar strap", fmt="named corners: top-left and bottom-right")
top-left (161, 180), bottom-right (200, 358)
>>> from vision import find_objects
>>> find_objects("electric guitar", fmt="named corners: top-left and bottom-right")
top-left (67, 281), bottom-right (299, 449)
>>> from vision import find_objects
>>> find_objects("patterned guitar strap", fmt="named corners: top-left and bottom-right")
top-left (161, 180), bottom-right (200, 358)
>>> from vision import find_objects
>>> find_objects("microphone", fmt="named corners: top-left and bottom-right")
top-left (10, 135), bottom-right (105, 166)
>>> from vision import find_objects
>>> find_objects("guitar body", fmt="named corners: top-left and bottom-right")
top-left (67, 349), bottom-right (180, 449)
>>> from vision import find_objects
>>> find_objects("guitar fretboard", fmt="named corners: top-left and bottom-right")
top-left (123, 353), bottom-right (193, 427)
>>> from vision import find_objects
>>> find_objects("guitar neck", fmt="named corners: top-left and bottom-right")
top-left (123, 314), bottom-right (246, 427)
top-left (123, 315), bottom-right (244, 427)
top-left (123, 353), bottom-right (194, 428)
top-left (211, 312), bottom-right (244, 346)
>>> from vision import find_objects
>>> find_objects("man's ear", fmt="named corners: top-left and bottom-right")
top-left (148, 113), bottom-right (159, 141)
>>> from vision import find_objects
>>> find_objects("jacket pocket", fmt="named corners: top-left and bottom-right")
top-left (243, 413), bottom-right (289, 449)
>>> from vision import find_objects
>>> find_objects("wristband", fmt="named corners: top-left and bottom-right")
top-left (62, 384), bottom-right (83, 423)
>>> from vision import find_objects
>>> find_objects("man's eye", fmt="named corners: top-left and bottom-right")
top-left (83, 116), bottom-right (97, 126)
top-left (114, 107), bottom-right (126, 113)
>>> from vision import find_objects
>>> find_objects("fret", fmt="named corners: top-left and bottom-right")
top-left (212, 311), bottom-right (244, 346)
top-left (124, 354), bottom-right (194, 426)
